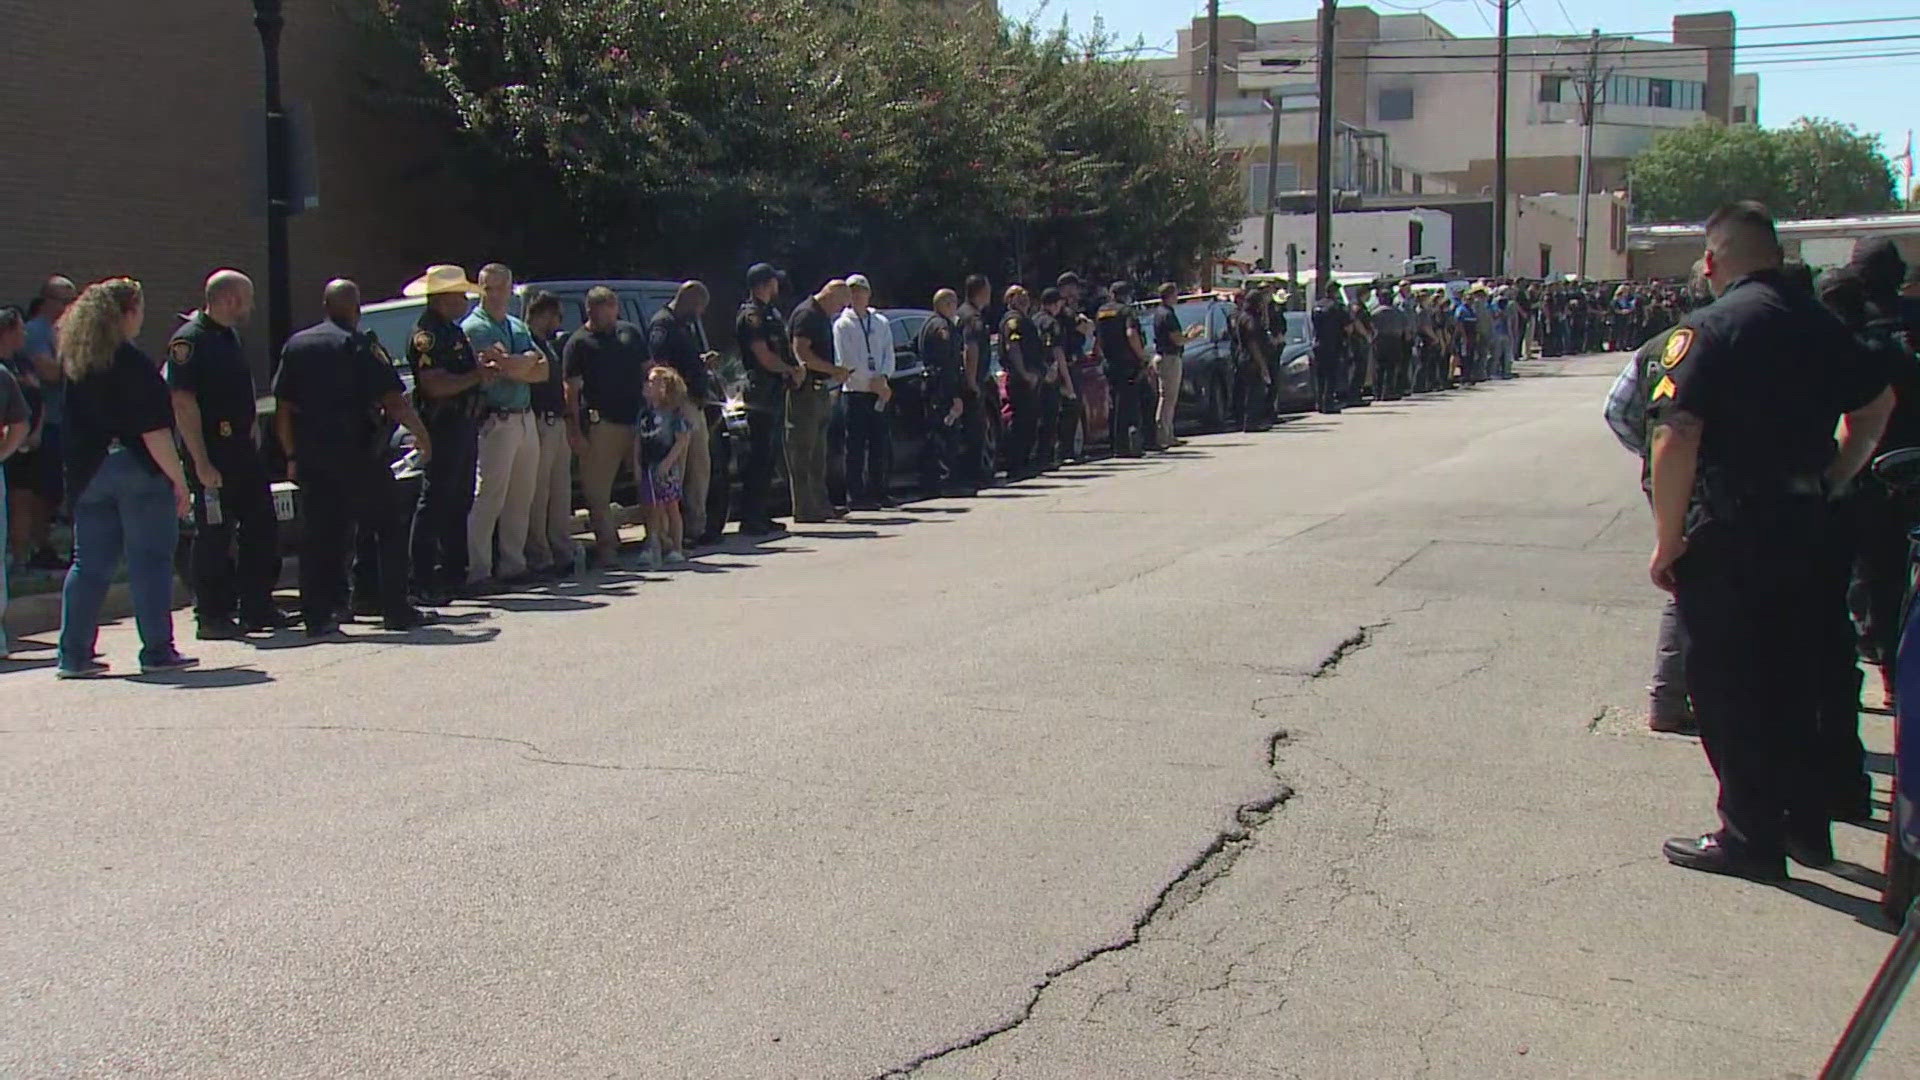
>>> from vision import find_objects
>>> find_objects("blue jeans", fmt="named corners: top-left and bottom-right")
top-left (59, 447), bottom-right (180, 670)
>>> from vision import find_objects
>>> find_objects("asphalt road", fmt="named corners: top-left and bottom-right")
top-left (5, 354), bottom-right (1916, 1079)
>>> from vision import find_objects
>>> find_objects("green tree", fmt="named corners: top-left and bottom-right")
top-left (1628, 118), bottom-right (1896, 222)
top-left (364, 0), bottom-right (1241, 296)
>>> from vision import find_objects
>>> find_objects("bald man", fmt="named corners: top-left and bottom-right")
top-left (169, 269), bottom-right (286, 638)
top-left (784, 279), bottom-right (853, 522)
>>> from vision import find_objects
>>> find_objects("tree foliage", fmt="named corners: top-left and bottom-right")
top-left (367, 0), bottom-right (1242, 298)
top-left (1628, 118), bottom-right (1897, 223)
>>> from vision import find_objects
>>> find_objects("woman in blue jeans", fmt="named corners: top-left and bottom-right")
top-left (55, 277), bottom-right (196, 678)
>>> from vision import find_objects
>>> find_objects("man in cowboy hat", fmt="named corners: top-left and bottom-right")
top-left (403, 263), bottom-right (492, 601)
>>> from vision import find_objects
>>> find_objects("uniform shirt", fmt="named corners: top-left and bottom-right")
top-left (735, 298), bottom-right (793, 412)
top-left (1151, 302), bottom-right (1183, 357)
top-left (1034, 310), bottom-right (1064, 369)
top-left (1369, 296), bottom-right (1409, 336)
top-left (527, 330), bottom-right (567, 418)
top-left (1310, 300), bottom-right (1350, 350)
top-left (916, 312), bottom-right (962, 402)
top-left (1648, 269), bottom-right (1889, 497)
top-left (407, 307), bottom-right (482, 421)
top-left (999, 309), bottom-right (1043, 380)
top-left (272, 318), bottom-right (406, 463)
top-left (562, 319), bottom-right (649, 426)
top-left (1233, 310), bottom-right (1269, 364)
top-left (833, 305), bottom-right (893, 393)
top-left (956, 302), bottom-right (993, 387)
top-left (1603, 329), bottom-right (1673, 459)
top-left (460, 307), bottom-right (535, 412)
top-left (787, 298), bottom-right (835, 386)
top-left (648, 305), bottom-right (711, 404)
top-left (1056, 302), bottom-right (1088, 360)
top-left (1094, 302), bottom-right (1139, 374)
top-left (166, 310), bottom-right (257, 445)
top-left (64, 342), bottom-right (174, 497)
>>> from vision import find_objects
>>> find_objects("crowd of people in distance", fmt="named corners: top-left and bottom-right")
top-left (1, 257), bottom-right (1681, 678)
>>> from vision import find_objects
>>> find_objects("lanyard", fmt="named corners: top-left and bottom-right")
top-left (858, 310), bottom-right (876, 367)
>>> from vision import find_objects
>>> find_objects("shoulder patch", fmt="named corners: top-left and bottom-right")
top-left (169, 339), bottom-right (193, 365)
top-left (746, 312), bottom-right (761, 327)
top-left (412, 330), bottom-right (436, 354)
top-left (1662, 329), bottom-right (1694, 369)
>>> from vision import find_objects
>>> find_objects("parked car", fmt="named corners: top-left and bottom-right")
top-left (1131, 294), bottom-right (1316, 431)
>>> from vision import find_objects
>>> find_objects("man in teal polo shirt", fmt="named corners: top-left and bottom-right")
top-left (460, 262), bottom-right (547, 589)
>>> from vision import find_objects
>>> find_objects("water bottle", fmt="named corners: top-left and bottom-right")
top-left (202, 488), bottom-right (223, 526)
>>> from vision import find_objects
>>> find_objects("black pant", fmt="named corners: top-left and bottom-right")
top-left (1108, 366), bottom-right (1146, 454)
top-left (1034, 380), bottom-right (1062, 467)
top-left (1310, 347), bottom-right (1345, 413)
top-left (1675, 513), bottom-right (1832, 857)
top-left (1139, 373), bottom-right (1162, 450)
top-left (190, 439), bottom-right (279, 624)
top-left (304, 458), bottom-right (409, 627)
top-left (962, 382), bottom-right (1000, 482)
top-left (1375, 333), bottom-right (1410, 399)
top-left (1004, 375), bottom-right (1039, 476)
top-left (920, 395), bottom-right (961, 492)
top-left (410, 413), bottom-right (478, 591)
top-left (844, 391), bottom-right (890, 502)
top-left (1848, 485), bottom-right (1911, 667)
top-left (1232, 358), bottom-right (1270, 429)
top-left (701, 404), bottom-right (731, 538)
top-left (739, 407), bottom-right (783, 526)
top-left (1816, 503), bottom-right (1871, 813)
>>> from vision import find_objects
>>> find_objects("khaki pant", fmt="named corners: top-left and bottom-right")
top-left (785, 385), bottom-right (833, 521)
top-left (467, 410), bottom-right (540, 582)
top-left (525, 415), bottom-right (575, 571)
top-left (681, 408), bottom-right (712, 539)
top-left (1155, 354), bottom-right (1182, 446)
top-left (580, 420), bottom-right (635, 560)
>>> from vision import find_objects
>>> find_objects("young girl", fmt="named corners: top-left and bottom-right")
top-left (635, 366), bottom-right (695, 567)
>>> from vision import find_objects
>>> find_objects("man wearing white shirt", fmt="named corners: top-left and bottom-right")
top-left (834, 274), bottom-right (895, 510)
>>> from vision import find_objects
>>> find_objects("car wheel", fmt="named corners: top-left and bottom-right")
top-left (1204, 373), bottom-right (1230, 433)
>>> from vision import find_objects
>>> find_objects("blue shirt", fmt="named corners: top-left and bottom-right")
top-left (461, 308), bottom-right (535, 412)
top-left (23, 316), bottom-right (62, 425)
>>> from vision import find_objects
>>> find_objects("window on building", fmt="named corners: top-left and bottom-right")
top-left (1411, 174), bottom-right (1424, 194)
top-left (1539, 244), bottom-right (1553, 278)
top-left (1245, 163), bottom-right (1302, 210)
top-left (1391, 167), bottom-right (1405, 192)
top-left (1539, 75), bottom-right (1568, 104)
top-left (1409, 221), bottom-right (1424, 258)
top-left (1648, 79), bottom-right (1673, 108)
top-left (1378, 87), bottom-right (1414, 121)
top-left (1732, 104), bottom-right (1749, 124)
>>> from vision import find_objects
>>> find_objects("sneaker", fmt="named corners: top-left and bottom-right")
top-left (639, 545), bottom-right (663, 570)
top-left (383, 608), bottom-right (442, 632)
top-left (195, 618), bottom-right (248, 641)
top-left (56, 660), bottom-right (111, 680)
top-left (664, 549), bottom-right (687, 565)
top-left (139, 651), bottom-right (199, 675)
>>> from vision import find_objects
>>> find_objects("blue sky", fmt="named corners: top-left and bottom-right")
top-left (1032, 0), bottom-right (1918, 189)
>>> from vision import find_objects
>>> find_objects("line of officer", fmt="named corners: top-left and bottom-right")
top-left (167, 269), bottom-right (286, 639)
top-left (1308, 282), bottom-right (1350, 415)
top-left (1231, 289), bottom-right (1274, 432)
top-left (404, 264), bottom-right (492, 602)
top-left (735, 262), bottom-right (801, 536)
top-left (271, 279), bottom-right (438, 636)
top-left (1649, 202), bottom-right (1895, 881)
top-left (1035, 287), bottom-right (1073, 467)
top-left (956, 275), bottom-right (997, 486)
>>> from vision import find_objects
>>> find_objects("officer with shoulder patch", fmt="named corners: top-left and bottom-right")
top-left (1309, 281), bottom-right (1349, 414)
top-left (402, 264), bottom-right (491, 602)
top-left (1649, 202), bottom-right (1895, 881)
top-left (272, 279), bottom-right (438, 637)
top-left (956, 274), bottom-right (997, 485)
top-left (168, 269), bottom-right (285, 639)
top-left (1096, 282), bottom-right (1151, 455)
top-left (916, 288), bottom-right (968, 497)
top-left (999, 285), bottom-right (1043, 480)
top-left (735, 262), bottom-right (801, 536)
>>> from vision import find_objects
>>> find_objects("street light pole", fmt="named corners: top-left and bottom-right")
top-left (1314, 0), bottom-right (1336, 302)
top-left (1575, 29), bottom-right (1601, 281)
top-left (1204, 0), bottom-right (1221, 136)
top-left (1263, 91), bottom-right (1281, 270)
top-left (252, 0), bottom-right (293, 368)
top-left (1493, 0), bottom-right (1510, 277)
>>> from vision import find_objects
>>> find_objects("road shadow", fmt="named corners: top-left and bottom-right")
top-left (892, 505), bottom-right (970, 515)
top-left (127, 665), bottom-right (274, 689)
top-left (485, 596), bottom-right (608, 613)
top-left (1, 657), bottom-right (58, 675)
top-left (786, 529), bottom-right (887, 540)
top-left (842, 516), bottom-right (936, 527)
top-left (1775, 877), bottom-right (1898, 933)
top-left (343, 625), bottom-right (503, 646)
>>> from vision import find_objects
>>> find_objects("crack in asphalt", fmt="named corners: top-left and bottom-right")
top-left (870, 622), bottom-right (1384, 1079)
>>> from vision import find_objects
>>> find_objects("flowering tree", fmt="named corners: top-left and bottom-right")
top-left (369, 0), bottom-right (1241, 296)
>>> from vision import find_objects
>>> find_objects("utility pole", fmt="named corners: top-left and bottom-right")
top-left (1493, 0), bottom-right (1510, 277)
top-left (1314, 0), bottom-right (1336, 303)
top-left (1572, 28), bottom-right (1607, 281)
top-left (252, 0), bottom-right (292, 369)
top-left (1204, 0), bottom-right (1220, 135)
top-left (1263, 91), bottom-right (1282, 270)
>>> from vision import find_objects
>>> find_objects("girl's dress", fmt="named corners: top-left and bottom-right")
top-left (636, 405), bottom-right (691, 507)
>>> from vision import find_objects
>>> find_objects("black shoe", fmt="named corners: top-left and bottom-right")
top-left (1661, 833), bottom-right (1787, 881)
top-left (940, 484), bottom-right (978, 498)
top-left (693, 532), bottom-right (724, 548)
top-left (350, 596), bottom-right (383, 618)
top-left (410, 584), bottom-right (448, 606)
top-left (849, 498), bottom-right (882, 512)
top-left (878, 494), bottom-right (901, 508)
top-left (456, 579), bottom-right (500, 599)
top-left (305, 617), bottom-right (344, 640)
top-left (828, 506), bottom-right (849, 519)
top-left (739, 521), bottom-right (787, 538)
top-left (1831, 788), bottom-right (1876, 826)
top-left (383, 607), bottom-right (442, 631)
top-left (195, 618), bottom-right (247, 641)
top-left (239, 610), bottom-right (293, 633)
top-left (1786, 833), bottom-right (1836, 870)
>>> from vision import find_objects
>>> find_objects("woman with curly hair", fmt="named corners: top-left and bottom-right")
top-left (55, 277), bottom-right (196, 678)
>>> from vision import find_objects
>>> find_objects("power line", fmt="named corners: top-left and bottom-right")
top-left (1137, 47), bottom-right (1920, 80)
top-left (1271, 15), bottom-right (1920, 49)
top-left (1323, 32), bottom-right (1920, 63)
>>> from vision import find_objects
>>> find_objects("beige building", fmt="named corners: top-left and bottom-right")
top-left (1629, 213), bottom-right (1920, 280)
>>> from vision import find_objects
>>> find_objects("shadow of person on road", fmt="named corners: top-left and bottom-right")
top-left (485, 596), bottom-right (608, 613)
top-left (1775, 877), bottom-right (1899, 934)
top-left (344, 625), bottom-right (503, 647)
top-left (127, 666), bottom-right (274, 689)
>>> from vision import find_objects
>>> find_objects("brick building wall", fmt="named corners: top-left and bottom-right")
top-left (0, 0), bottom-right (498, 373)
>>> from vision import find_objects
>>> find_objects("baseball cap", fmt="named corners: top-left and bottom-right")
top-left (746, 262), bottom-right (780, 287)
top-left (1057, 272), bottom-right (1082, 288)
top-left (846, 273), bottom-right (872, 291)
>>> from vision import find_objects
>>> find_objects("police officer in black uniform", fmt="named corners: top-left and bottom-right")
top-left (1231, 289), bottom-right (1274, 431)
top-left (1308, 282), bottom-right (1350, 415)
top-left (999, 286), bottom-right (1044, 480)
top-left (167, 269), bottom-right (284, 639)
top-left (956, 275), bottom-right (997, 484)
top-left (1034, 287), bottom-right (1072, 467)
top-left (736, 262), bottom-right (802, 536)
top-left (1649, 202), bottom-right (1895, 880)
top-left (1096, 282), bottom-right (1151, 456)
top-left (403, 264), bottom-right (490, 601)
top-left (916, 288), bottom-right (968, 497)
top-left (272, 280), bottom-right (438, 636)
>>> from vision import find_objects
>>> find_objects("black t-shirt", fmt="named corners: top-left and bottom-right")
top-left (1234, 310), bottom-right (1269, 363)
top-left (647, 306), bottom-right (710, 404)
top-left (736, 299), bottom-right (792, 412)
top-left (166, 311), bottom-right (257, 446)
top-left (1095, 302), bottom-right (1139, 373)
top-left (1000, 310), bottom-right (1043, 380)
top-left (406, 308), bottom-right (482, 422)
top-left (1152, 303), bottom-right (1184, 356)
top-left (64, 342), bottom-right (174, 496)
top-left (271, 318), bottom-right (406, 463)
top-left (563, 320), bottom-right (650, 426)
top-left (956, 303), bottom-right (993, 387)
top-left (1650, 270), bottom-right (1889, 492)
top-left (527, 331), bottom-right (567, 417)
top-left (1310, 301), bottom-right (1350, 349)
top-left (787, 299), bottom-right (835, 386)
top-left (917, 312), bottom-right (962, 400)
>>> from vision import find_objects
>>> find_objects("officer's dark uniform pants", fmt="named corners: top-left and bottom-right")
top-left (191, 440), bottom-right (279, 624)
top-left (1139, 374), bottom-right (1162, 450)
top-left (919, 401), bottom-right (958, 492)
top-left (1108, 367), bottom-right (1146, 454)
top-left (1035, 381), bottom-right (1062, 466)
top-left (1310, 347), bottom-right (1345, 413)
top-left (1675, 512), bottom-right (1832, 857)
top-left (410, 414), bottom-right (479, 590)
top-left (305, 459), bottom-right (409, 626)
top-left (843, 391), bottom-right (890, 503)
top-left (1003, 376), bottom-right (1039, 476)
top-left (963, 382), bottom-right (1001, 481)
top-left (739, 406), bottom-right (783, 526)
top-left (1849, 486), bottom-right (1912, 667)
top-left (1375, 334), bottom-right (1409, 400)
top-left (1816, 503), bottom-right (1872, 813)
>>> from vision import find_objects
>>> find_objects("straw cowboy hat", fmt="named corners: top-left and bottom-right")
top-left (402, 264), bottom-right (482, 297)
